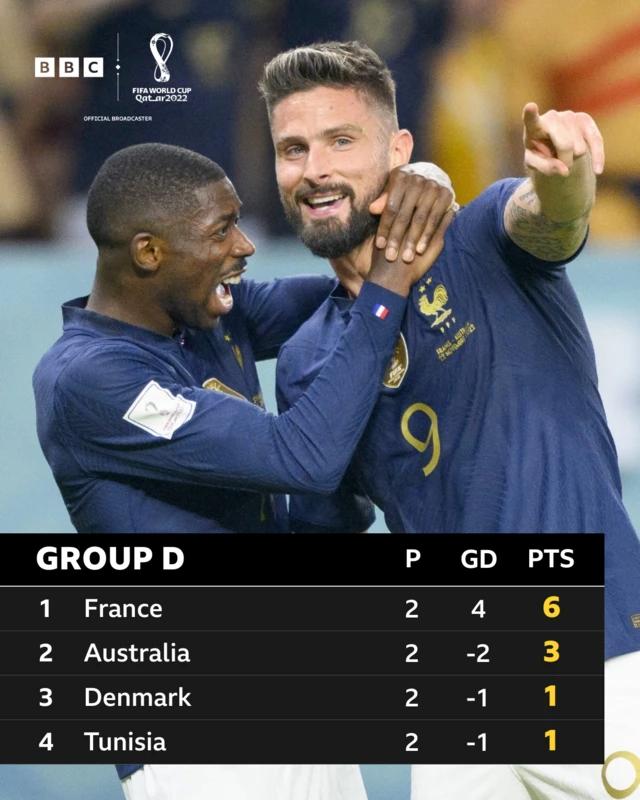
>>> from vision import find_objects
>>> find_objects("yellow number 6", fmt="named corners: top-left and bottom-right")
top-left (543, 596), bottom-right (560, 617)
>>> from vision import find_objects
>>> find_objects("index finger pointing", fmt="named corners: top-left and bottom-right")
top-left (522, 102), bottom-right (543, 133)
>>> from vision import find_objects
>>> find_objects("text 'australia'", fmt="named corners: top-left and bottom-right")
top-left (84, 643), bottom-right (190, 662)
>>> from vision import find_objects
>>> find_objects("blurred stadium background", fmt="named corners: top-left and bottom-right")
top-left (1, 0), bottom-right (639, 797)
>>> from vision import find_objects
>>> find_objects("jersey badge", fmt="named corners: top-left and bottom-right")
top-left (202, 377), bottom-right (247, 401)
top-left (418, 281), bottom-right (453, 328)
top-left (632, 613), bottom-right (640, 629)
top-left (123, 380), bottom-right (196, 439)
top-left (383, 333), bottom-right (409, 389)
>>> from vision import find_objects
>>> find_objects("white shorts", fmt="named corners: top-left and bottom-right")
top-left (121, 764), bottom-right (367, 800)
top-left (412, 650), bottom-right (640, 800)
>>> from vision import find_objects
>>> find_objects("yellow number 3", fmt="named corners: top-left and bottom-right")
top-left (544, 640), bottom-right (560, 662)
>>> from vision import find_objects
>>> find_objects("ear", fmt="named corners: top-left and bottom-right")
top-left (389, 129), bottom-right (414, 170)
top-left (130, 233), bottom-right (164, 273)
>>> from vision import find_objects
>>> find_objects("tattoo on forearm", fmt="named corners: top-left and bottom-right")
top-left (505, 191), bottom-right (589, 261)
top-left (518, 188), bottom-right (538, 206)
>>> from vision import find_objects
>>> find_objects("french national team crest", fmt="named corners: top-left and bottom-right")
top-left (383, 333), bottom-right (409, 389)
top-left (416, 277), bottom-right (476, 362)
top-left (418, 280), bottom-right (453, 327)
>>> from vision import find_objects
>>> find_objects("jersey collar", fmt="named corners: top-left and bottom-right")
top-left (62, 297), bottom-right (185, 347)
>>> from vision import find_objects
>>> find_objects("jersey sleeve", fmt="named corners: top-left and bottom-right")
top-left (453, 178), bottom-right (588, 276)
top-left (288, 477), bottom-right (376, 533)
top-left (52, 282), bottom-right (405, 496)
top-left (276, 345), bottom-right (375, 533)
top-left (238, 275), bottom-right (336, 360)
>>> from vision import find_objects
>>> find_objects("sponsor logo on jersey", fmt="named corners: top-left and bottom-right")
top-left (383, 333), bottom-right (409, 389)
top-left (124, 381), bottom-right (195, 439)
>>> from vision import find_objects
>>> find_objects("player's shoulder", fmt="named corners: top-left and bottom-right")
top-left (36, 332), bottom-right (166, 403)
top-left (446, 178), bottom-right (529, 262)
top-left (454, 178), bottom-right (526, 229)
top-left (279, 290), bottom-right (343, 354)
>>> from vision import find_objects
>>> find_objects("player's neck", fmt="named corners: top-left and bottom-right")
top-left (87, 282), bottom-right (176, 338)
top-left (328, 236), bottom-right (374, 298)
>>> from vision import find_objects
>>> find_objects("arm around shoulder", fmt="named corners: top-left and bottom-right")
top-left (53, 284), bottom-right (406, 496)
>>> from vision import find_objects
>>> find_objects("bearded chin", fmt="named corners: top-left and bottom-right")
top-left (282, 189), bottom-right (383, 259)
top-left (298, 211), bottom-right (379, 259)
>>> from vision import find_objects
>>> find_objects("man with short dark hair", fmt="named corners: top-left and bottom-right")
top-left (33, 141), bottom-right (449, 536)
top-left (260, 41), bottom-right (640, 800)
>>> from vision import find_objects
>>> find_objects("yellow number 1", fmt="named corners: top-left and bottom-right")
top-left (544, 685), bottom-right (556, 706)
top-left (545, 729), bottom-right (556, 751)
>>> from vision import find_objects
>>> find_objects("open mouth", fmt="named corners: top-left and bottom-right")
top-left (213, 268), bottom-right (246, 312)
top-left (214, 282), bottom-right (234, 309)
top-left (302, 193), bottom-right (347, 217)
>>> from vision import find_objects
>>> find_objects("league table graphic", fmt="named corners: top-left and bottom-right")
top-left (0, 535), bottom-right (604, 763)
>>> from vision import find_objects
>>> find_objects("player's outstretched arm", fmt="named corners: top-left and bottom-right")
top-left (504, 102), bottom-right (604, 262)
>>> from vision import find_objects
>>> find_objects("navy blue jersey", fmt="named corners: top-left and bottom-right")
top-left (277, 180), bottom-right (640, 660)
top-left (33, 276), bottom-right (407, 534)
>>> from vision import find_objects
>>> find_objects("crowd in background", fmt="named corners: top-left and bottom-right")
top-left (2, 0), bottom-right (639, 243)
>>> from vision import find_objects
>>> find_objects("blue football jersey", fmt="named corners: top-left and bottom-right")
top-left (33, 276), bottom-right (407, 534)
top-left (276, 180), bottom-right (640, 660)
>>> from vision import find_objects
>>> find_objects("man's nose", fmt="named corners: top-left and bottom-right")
top-left (232, 227), bottom-right (256, 258)
top-left (302, 145), bottom-right (333, 185)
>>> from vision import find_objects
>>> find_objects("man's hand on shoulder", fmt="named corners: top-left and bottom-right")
top-left (370, 162), bottom-right (459, 264)
top-left (504, 102), bottom-right (604, 262)
top-left (368, 205), bottom-right (455, 297)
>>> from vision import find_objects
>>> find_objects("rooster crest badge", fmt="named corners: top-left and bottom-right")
top-left (419, 283), bottom-right (452, 327)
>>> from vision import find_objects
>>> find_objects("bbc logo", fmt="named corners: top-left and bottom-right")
top-left (35, 58), bottom-right (104, 78)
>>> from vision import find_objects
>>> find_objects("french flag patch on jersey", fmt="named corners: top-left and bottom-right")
top-left (373, 303), bottom-right (389, 319)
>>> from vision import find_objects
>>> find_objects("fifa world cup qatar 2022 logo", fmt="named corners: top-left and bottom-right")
top-left (150, 33), bottom-right (173, 82)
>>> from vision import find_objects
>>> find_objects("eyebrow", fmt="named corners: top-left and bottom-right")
top-left (276, 124), bottom-right (365, 149)
top-left (204, 204), bottom-right (242, 230)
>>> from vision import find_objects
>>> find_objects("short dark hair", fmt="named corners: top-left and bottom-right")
top-left (86, 143), bottom-right (226, 248)
top-left (258, 41), bottom-right (397, 129)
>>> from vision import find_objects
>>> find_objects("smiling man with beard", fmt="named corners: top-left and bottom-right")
top-left (261, 40), bottom-right (640, 800)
